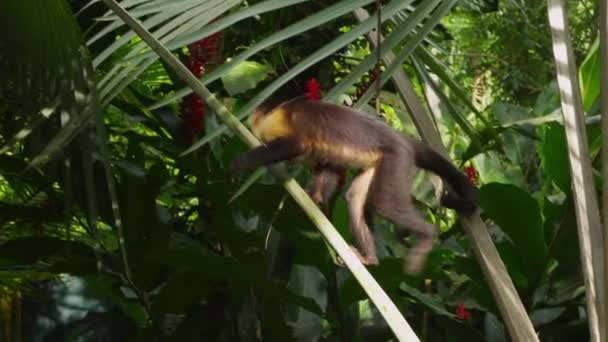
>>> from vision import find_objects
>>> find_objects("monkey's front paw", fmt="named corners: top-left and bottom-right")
top-left (307, 190), bottom-right (324, 207)
top-left (336, 247), bottom-right (378, 267)
top-left (404, 254), bottom-right (426, 274)
top-left (404, 238), bottom-right (433, 274)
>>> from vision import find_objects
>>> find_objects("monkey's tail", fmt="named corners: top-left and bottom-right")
top-left (412, 141), bottom-right (478, 216)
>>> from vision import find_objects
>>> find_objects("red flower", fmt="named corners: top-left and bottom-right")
top-left (465, 164), bottom-right (478, 185)
top-left (179, 20), bottom-right (225, 144)
top-left (306, 78), bottom-right (322, 101)
top-left (455, 302), bottom-right (471, 320)
top-left (180, 31), bottom-right (224, 144)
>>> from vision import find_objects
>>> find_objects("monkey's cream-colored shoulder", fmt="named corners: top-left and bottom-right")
top-left (251, 106), bottom-right (293, 143)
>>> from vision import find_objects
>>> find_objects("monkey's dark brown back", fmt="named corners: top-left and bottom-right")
top-left (284, 100), bottom-right (400, 150)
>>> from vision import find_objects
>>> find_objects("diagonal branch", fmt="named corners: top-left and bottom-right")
top-left (100, 0), bottom-right (419, 340)
top-left (353, 8), bottom-right (539, 342)
top-left (600, 0), bottom-right (608, 340)
top-left (548, 1), bottom-right (605, 341)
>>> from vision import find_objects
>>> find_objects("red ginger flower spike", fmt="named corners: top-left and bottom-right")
top-left (455, 302), bottom-right (471, 320)
top-left (465, 164), bottom-right (478, 185)
top-left (306, 78), bottom-right (322, 101)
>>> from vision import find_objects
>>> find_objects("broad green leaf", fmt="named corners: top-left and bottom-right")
top-left (534, 81), bottom-right (560, 116)
top-left (484, 312), bottom-right (507, 342)
top-left (530, 307), bottom-right (566, 326)
top-left (492, 102), bottom-right (535, 165)
top-left (221, 61), bottom-right (273, 96)
top-left (494, 241), bottom-right (529, 288)
top-left (578, 38), bottom-right (599, 112)
top-left (547, 199), bottom-right (581, 276)
top-left (539, 123), bottom-right (570, 193)
top-left (473, 151), bottom-right (524, 186)
top-left (479, 183), bottom-right (548, 281)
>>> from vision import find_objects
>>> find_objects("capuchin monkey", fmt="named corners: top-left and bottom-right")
top-left (231, 97), bottom-right (478, 273)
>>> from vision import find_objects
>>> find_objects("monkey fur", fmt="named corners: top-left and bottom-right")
top-left (231, 97), bottom-right (478, 273)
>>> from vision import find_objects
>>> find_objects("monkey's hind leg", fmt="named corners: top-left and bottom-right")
top-left (308, 164), bottom-right (342, 209)
top-left (370, 154), bottom-right (436, 274)
top-left (345, 167), bottom-right (378, 266)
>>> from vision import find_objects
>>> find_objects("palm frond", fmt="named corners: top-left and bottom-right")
top-left (148, 0), bottom-right (376, 111)
top-left (0, 0), bottom-right (99, 166)
top-left (181, 0), bottom-right (417, 155)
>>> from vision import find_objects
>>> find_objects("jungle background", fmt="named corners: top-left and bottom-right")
top-left (0, 0), bottom-right (603, 341)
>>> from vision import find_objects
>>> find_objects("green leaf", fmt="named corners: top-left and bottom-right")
top-left (530, 307), bottom-right (566, 326)
top-left (221, 61), bottom-right (274, 96)
top-left (84, 274), bottom-right (148, 327)
top-left (151, 249), bottom-right (323, 315)
top-left (400, 283), bottom-right (456, 318)
top-left (479, 183), bottom-right (548, 281)
top-left (547, 199), bottom-right (581, 276)
top-left (539, 123), bottom-right (570, 193)
top-left (534, 81), bottom-right (560, 116)
top-left (484, 312), bottom-right (507, 342)
top-left (492, 102), bottom-right (535, 165)
top-left (578, 38), bottom-right (599, 112)
top-left (473, 151), bottom-right (524, 186)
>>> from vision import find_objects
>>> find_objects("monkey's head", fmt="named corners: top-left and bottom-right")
top-left (248, 106), bottom-right (269, 140)
top-left (248, 97), bottom-right (301, 143)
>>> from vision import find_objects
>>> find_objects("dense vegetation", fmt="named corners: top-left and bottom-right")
top-left (0, 0), bottom-right (603, 341)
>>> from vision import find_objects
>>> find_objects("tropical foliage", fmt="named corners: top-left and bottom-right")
top-left (0, 0), bottom-right (603, 341)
